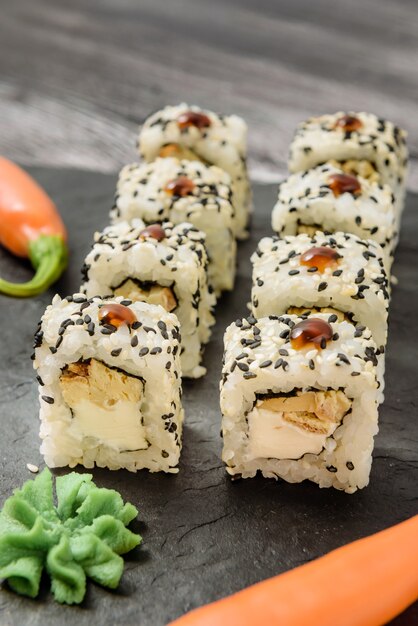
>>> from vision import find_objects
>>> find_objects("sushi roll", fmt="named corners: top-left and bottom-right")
top-left (138, 103), bottom-right (251, 239)
top-left (251, 231), bottom-right (389, 348)
top-left (271, 163), bottom-right (398, 271)
top-left (288, 112), bottom-right (408, 213)
top-left (81, 220), bottom-right (216, 379)
top-left (220, 314), bottom-right (381, 493)
top-left (110, 157), bottom-right (236, 295)
top-left (34, 295), bottom-right (184, 473)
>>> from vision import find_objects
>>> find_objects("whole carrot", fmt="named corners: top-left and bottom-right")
top-left (0, 157), bottom-right (68, 297)
top-left (169, 515), bottom-right (418, 626)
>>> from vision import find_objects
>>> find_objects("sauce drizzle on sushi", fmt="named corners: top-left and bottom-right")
top-left (98, 303), bottom-right (137, 328)
top-left (327, 173), bottom-right (361, 198)
top-left (177, 111), bottom-right (211, 130)
top-left (300, 246), bottom-right (341, 273)
top-left (164, 176), bottom-right (195, 197)
top-left (290, 318), bottom-right (333, 350)
top-left (139, 224), bottom-right (166, 241)
top-left (334, 114), bottom-right (363, 132)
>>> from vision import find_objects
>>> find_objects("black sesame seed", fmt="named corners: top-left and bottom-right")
top-left (36, 375), bottom-right (44, 386)
top-left (236, 352), bottom-right (248, 360)
top-left (327, 465), bottom-right (338, 473)
top-left (111, 348), bottom-right (122, 357)
top-left (288, 269), bottom-right (300, 276)
top-left (165, 361), bottom-right (172, 370)
top-left (42, 396), bottom-right (55, 404)
top-left (150, 347), bottom-right (162, 355)
top-left (243, 371), bottom-right (257, 379)
top-left (237, 362), bottom-right (249, 372)
top-left (279, 349), bottom-right (289, 356)
top-left (131, 335), bottom-right (139, 347)
top-left (346, 461), bottom-right (354, 470)
top-left (337, 353), bottom-right (350, 365)
top-left (259, 360), bottom-right (272, 368)
top-left (49, 347), bottom-right (57, 354)
top-left (332, 270), bottom-right (343, 277)
top-left (328, 314), bottom-right (338, 323)
top-left (274, 358), bottom-right (284, 369)
top-left (139, 347), bottom-right (149, 356)
top-left (132, 321), bottom-right (141, 330)
top-left (309, 359), bottom-right (315, 370)
top-left (318, 282), bottom-right (328, 292)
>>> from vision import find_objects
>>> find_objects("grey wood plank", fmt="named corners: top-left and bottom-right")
top-left (0, 0), bottom-right (417, 187)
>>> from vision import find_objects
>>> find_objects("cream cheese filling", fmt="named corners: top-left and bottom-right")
top-left (113, 279), bottom-right (177, 312)
top-left (60, 359), bottom-right (147, 452)
top-left (247, 391), bottom-right (351, 460)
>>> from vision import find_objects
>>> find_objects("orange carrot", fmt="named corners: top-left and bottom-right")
top-left (169, 515), bottom-right (418, 626)
top-left (0, 157), bottom-right (68, 297)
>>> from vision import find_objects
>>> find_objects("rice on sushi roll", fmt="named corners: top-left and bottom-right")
top-left (272, 163), bottom-right (398, 271)
top-left (251, 231), bottom-right (389, 348)
top-left (288, 112), bottom-right (408, 213)
top-left (34, 295), bottom-right (184, 473)
top-left (220, 314), bottom-right (381, 493)
top-left (110, 157), bottom-right (236, 295)
top-left (81, 220), bottom-right (215, 379)
top-left (138, 103), bottom-right (251, 239)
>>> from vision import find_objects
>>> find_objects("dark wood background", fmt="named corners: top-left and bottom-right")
top-left (0, 0), bottom-right (417, 188)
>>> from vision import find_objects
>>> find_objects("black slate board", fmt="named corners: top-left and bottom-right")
top-left (0, 168), bottom-right (417, 626)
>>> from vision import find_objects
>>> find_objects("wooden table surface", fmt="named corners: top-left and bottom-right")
top-left (1, 0), bottom-right (417, 188)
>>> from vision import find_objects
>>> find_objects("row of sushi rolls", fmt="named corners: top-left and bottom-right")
top-left (34, 105), bottom-right (408, 494)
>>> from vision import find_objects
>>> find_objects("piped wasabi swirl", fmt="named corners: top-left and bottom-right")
top-left (0, 468), bottom-right (141, 604)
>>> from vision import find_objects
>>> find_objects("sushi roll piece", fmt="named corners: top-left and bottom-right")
top-left (288, 112), bottom-right (408, 213)
top-left (110, 157), bottom-right (236, 295)
top-left (138, 103), bottom-right (251, 239)
top-left (272, 163), bottom-right (398, 271)
top-left (81, 220), bottom-right (216, 379)
top-left (251, 231), bottom-right (389, 348)
top-left (220, 314), bottom-right (381, 493)
top-left (34, 295), bottom-right (184, 473)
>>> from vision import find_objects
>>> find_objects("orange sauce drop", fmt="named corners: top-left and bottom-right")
top-left (334, 114), bottom-right (363, 132)
top-left (164, 176), bottom-right (195, 197)
top-left (177, 111), bottom-right (211, 130)
top-left (139, 224), bottom-right (166, 241)
top-left (300, 246), bottom-right (341, 273)
top-left (98, 303), bottom-right (137, 328)
top-left (290, 318), bottom-right (333, 350)
top-left (328, 173), bottom-right (361, 198)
